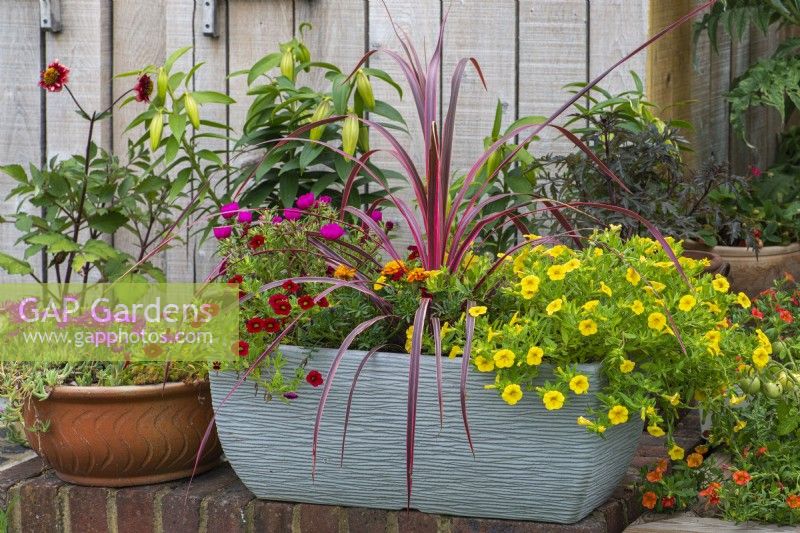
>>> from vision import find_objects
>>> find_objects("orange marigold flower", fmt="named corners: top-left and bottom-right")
top-left (787, 494), bottom-right (800, 509)
top-left (646, 469), bottom-right (663, 483)
top-left (39, 59), bottom-right (70, 92)
top-left (686, 453), bottom-right (703, 468)
top-left (732, 470), bottom-right (751, 486)
top-left (381, 259), bottom-right (407, 280)
top-left (405, 267), bottom-right (430, 283)
top-left (333, 264), bottom-right (356, 280)
top-left (641, 491), bottom-right (658, 510)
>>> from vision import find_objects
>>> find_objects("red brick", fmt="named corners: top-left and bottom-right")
top-left (298, 503), bottom-right (339, 533)
top-left (116, 482), bottom-right (177, 533)
top-left (630, 456), bottom-right (662, 469)
top-left (18, 472), bottom-right (64, 533)
top-left (67, 485), bottom-right (109, 533)
top-left (635, 446), bottom-right (667, 459)
top-left (347, 507), bottom-right (387, 533)
top-left (204, 481), bottom-right (255, 533)
top-left (250, 500), bottom-right (294, 533)
top-left (397, 510), bottom-right (438, 533)
top-left (452, 516), bottom-right (531, 532)
top-left (0, 458), bottom-right (46, 507)
top-left (597, 500), bottom-right (625, 533)
top-left (160, 465), bottom-right (238, 533)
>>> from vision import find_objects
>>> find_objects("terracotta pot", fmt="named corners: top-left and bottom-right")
top-left (682, 250), bottom-right (730, 277)
top-left (23, 381), bottom-right (222, 487)
top-left (685, 241), bottom-right (800, 297)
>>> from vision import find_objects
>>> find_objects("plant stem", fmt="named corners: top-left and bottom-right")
top-left (65, 112), bottom-right (96, 284)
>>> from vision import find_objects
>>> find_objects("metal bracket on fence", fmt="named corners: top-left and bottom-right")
top-left (39, 0), bottom-right (62, 32)
top-left (202, 0), bottom-right (218, 37)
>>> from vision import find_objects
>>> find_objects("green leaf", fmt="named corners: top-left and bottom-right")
top-left (191, 91), bottom-right (236, 105)
top-left (247, 52), bottom-right (281, 85)
top-left (28, 233), bottom-right (80, 253)
top-left (88, 211), bottom-right (129, 233)
top-left (299, 143), bottom-right (324, 170)
top-left (169, 112), bottom-right (187, 141)
top-left (164, 46), bottom-right (193, 73)
top-left (371, 100), bottom-right (407, 127)
top-left (83, 239), bottom-right (120, 260)
top-left (363, 67), bottom-right (403, 99)
top-left (279, 174), bottom-right (299, 208)
top-left (197, 149), bottom-right (223, 166)
top-left (0, 252), bottom-right (32, 275)
top-left (0, 164), bottom-right (27, 183)
top-left (168, 167), bottom-right (192, 203)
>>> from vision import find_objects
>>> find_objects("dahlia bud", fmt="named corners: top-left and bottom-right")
top-left (309, 99), bottom-right (332, 141)
top-left (149, 112), bottom-right (164, 151)
top-left (280, 50), bottom-right (295, 82)
top-left (184, 93), bottom-right (200, 129)
top-left (355, 70), bottom-right (375, 110)
top-left (156, 67), bottom-right (168, 102)
top-left (342, 113), bottom-right (359, 156)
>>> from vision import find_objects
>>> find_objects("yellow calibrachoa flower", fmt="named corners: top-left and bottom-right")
top-left (712, 274), bottom-right (730, 293)
top-left (619, 359), bottom-right (636, 373)
top-left (665, 392), bottom-right (681, 406)
top-left (647, 312), bottom-right (667, 331)
top-left (630, 300), bottom-right (645, 315)
top-left (643, 281), bottom-right (666, 295)
top-left (526, 346), bottom-right (544, 365)
top-left (729, 394), bottom-right (746, 406)
top-left (501, 384), bottom-right (523, 406)
top-left (448, 345), bottom-right (463, 359)
top-left (756, 329), bottom-right (772, 354)
top-left (564, 258), bottom-right (581, 272)
top-left (582, 300), bottom-right (600, 313)
top-left (608, 405), bottom-right (629, 425)
top-left (547, 264), bottom-right (567, 281)
top-left (734, 419), bottom-right (747, 432)
top-left (569, 375), bottom-right (590, 395)
top-left (647, 425), bottom-right (665, 437)
top-left (736, 292), bottom-right (751, 308)
top-left (577, 416), bottom-right (593, 427)
top-left (625, 267), bottom-right (641, 286)
top-left (545, 245), bottom-right (567, 258)
top-left (678, 294), bottom-right (697, 312)
top-left (486, 326), bottom-right (502, 342)
top-left (546, 298), bottom-right (563, 316)
top-left (493, 349), bottom-right (515, 368)
top-left (469, 306), bottom-right (487, 317)
top-left (521, 274), bottom-right (540, 296)
top-left (752, 346), bottom-right (770, 369)
top-left (669, 444), bottom-right (685, 460)
top-left (599, 281), bottom-right (613, 296)
top-left (475, 356), bottom-right (494, 372)
top-left (704, 301), bottom-right (721, 314)
top-left (543, 390), bottom-right (565, 411)
top-left (578, 319), bottom-right (598, 336)
top-left (373, 275), bottom-right (387, 291)
top-left (593, 247), bottom-right (603, 257)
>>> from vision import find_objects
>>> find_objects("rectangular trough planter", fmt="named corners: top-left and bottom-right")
top-left (209, 345), bottom-right (642, 523)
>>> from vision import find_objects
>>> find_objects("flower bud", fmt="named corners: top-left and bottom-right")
top-left (355, 70), bottom-right (375, 110)
top-left (358, 125), bottom-right (370, 152)
top-left (149, 112), bottom-right (164, 151)
top-left (280, 50), bottom-right (295, 82)
top-left (184, 93), bottom-right (200, 129)
top-left (156, 67), bottom-right (168, 102)
top-left (298, 43), bottom-right (311, 71)
top-left (309, 99), bottom-right (332, 141)
top-left (341, 113), bottom-right (359, 156)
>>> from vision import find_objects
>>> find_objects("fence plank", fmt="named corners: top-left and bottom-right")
top-left (444, 0), bottom-right (517, 176)
top-left (0, 2), bottom-right (42, 282)
top-left (519, 0), bottom-right (588, 155)
top-left (589, 0), bottom-right (649, 96)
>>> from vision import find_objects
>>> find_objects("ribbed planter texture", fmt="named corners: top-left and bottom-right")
top-left (686, 242), bottom-right (800, 296)
top-left (210, 345), bottom-right (642, 524)
top-left (23, 381), bottom-right (222, 487)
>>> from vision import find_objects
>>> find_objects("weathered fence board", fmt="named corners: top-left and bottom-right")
top-left (0, 0), bottom-right (789, 282)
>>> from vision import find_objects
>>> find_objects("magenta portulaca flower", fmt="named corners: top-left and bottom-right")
top-left (237, 209), bottom-right (253, 223)
top-left (220, 202), bottom-right (239, 219)
top-left (271, 215), bottom-right (284, 224)
top-left (318, 195), bottom-right (332, 204)
top-left (283, 208), bottom-right (302, 221)
top-left (369, 209), bottom-right (383, 222)
top-left (320, 223), bottom-right (345, 240)
top-left (213, 226), bottom-right (232, 240)
top-left (296, 192), bottom-right (315, 210)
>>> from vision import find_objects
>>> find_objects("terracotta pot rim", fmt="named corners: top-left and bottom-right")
top-left (45, 379), bottom-right (209, 401)
top-left (711, 242), bottom-right (800, 257)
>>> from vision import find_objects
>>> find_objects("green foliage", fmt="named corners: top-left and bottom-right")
top-left (231, 27), bottom-right (405, 210)
top-left (694, 0), bottom-right (800, 51)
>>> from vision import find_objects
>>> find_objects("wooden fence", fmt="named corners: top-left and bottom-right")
top-left (0, 0), bottom-right (784, 282)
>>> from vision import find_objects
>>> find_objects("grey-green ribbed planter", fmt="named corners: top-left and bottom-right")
top-left (210, 345), bottom-right (642, 524)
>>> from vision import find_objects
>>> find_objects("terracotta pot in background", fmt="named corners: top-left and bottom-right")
top-left (682, 250), bottom-right (730, 277)
top-left (23, 381), bottom-right (222, 487)
top-left (685, 241), bottom-right (800, 296)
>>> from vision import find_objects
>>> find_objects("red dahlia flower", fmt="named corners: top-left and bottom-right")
top-left (297, 295), bottom-right (315, 310)
top-left (316, 297), bottom-right (330, 308)
top-left (306, 370), bottom-right (324, 387)
top-left (39, 60), bottom-right (70, 92)
top-left (133, 74), bottom-right (153, 102)
top-left (227, 274), bottom-right (244, 285)
top-left (787, 494), bottom-right (800, 509)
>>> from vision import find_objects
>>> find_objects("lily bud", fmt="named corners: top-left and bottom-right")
top-left (149, 112), bottom-right (163, 151)
top-left (280, 50), bottom-right (295, 82)
top-left (156, 67), bottom-right (168, 102)
top-left (184, 93), bottom-right (200, 129)
top-left (355, 70), bottom-right (375, 110)
top-left (358, 125), bottom-right (370, 152)
top-left (342, 113), bottom-right (359, 156)
top-left (309, 99), bottom-right (332, 141)
top-left (298, 43), bottom-right (311, 71)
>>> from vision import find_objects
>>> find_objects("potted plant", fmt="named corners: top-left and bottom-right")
top-left (0, 51), bottom-right (233, 487)
top-left (203, 3), bottom-right (734, 523)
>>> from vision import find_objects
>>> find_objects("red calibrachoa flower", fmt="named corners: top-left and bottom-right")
top-left (270, 298), bottom-right (292, 316)
top-left (642, 491), bottom-right (658, 510)
top-left (646, 469), bottom-right (663, 483)
top-left (282, 280), bottom-right (300, 294)
top-left (751, 307), bottom-right (764, 319)
top-left (306, 370), bottom-right (324, 387)
top-left (39, 60), bottom-right (70, 92)
top-left (699, 482), bottom-right (721, 506)
top-left (263, 317), bottom-right (280, 333)
top-left (133, 74), bottom-right (153, 102)
top-left (778, 308), bottom-right (794, 324)
top-left (787, 494), bottom-right (800, 509)
top-left (246, 317), bottom-right (268, 334)
top-left (732, 470), bottom-right (751, 486)
top-left (661, 496), bottom-right (676, 509)
top-left (298, 295), bottom-right (315, 310)
top-left (248, 234), bottom-right (265, 250)
top-left (756, 446), bottom-right (768, 457)
top-left (317, 297), bottom-right (330, 308)
top-left (227, 274), bottom-right (244, 285)
top-left (234, 340), bottom-right (249, 357)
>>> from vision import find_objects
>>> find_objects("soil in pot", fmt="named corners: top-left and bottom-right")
top-left (23, 380), bottom-right (222, 487)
